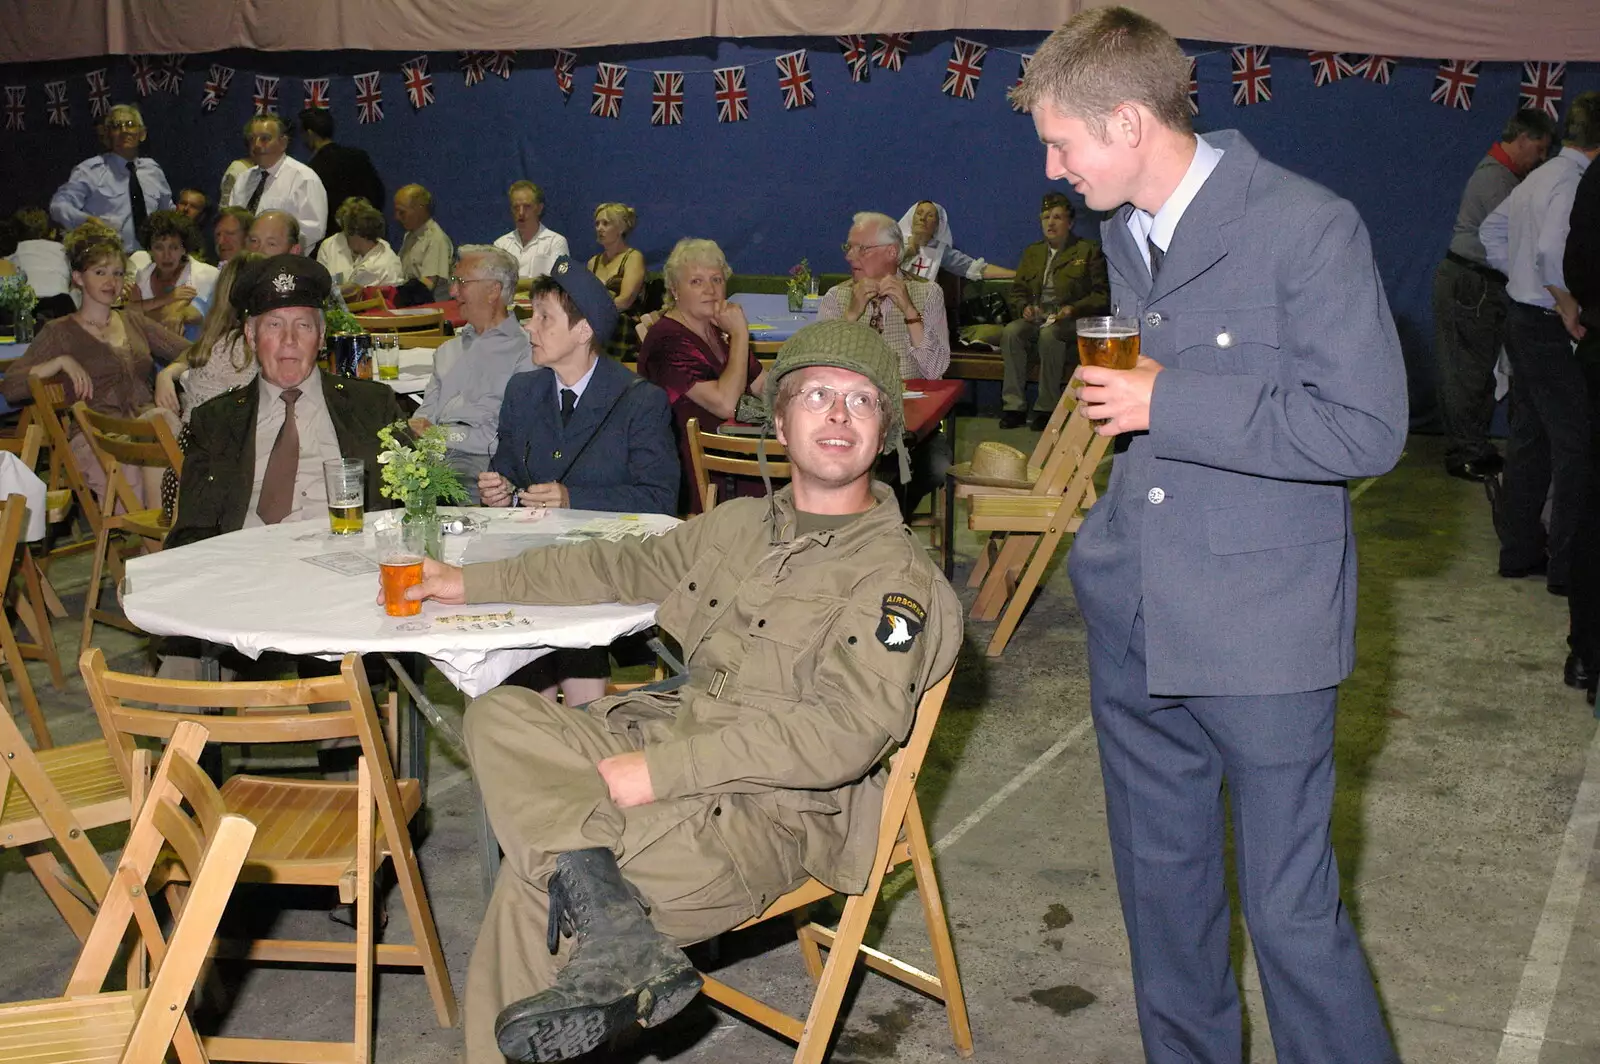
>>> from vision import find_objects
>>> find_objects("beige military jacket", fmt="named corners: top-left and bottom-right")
top-left (461, 483), bottom-right (962, 894)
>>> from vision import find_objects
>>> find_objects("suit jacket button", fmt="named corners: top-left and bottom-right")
top-left (1147, 487), bottom-right (1165, 504)
top-left (552, 450), bottom-right (562, 459)
top-left (1145, 312), bottom-right (1162, 327)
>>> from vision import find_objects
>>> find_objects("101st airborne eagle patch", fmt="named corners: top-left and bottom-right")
top-left (876, 592), bottom-right (926, 652)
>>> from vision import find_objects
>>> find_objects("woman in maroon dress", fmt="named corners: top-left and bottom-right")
top-left (637, 238), bottom-right (768, 511)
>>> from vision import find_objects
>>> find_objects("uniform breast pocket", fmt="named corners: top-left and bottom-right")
top-left (735, 594), bottom-right (846, 703)
top-left (656, 550), bottom-right (725, 647)
top-left (1173, 306), bottom-right (1280, 376)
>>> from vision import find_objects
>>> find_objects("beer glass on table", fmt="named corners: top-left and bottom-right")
top-left (376, 332), bottom-right (401, 380)
top-left (377, 524), bottom-right (426, 617)
top-left (323, 458), bottom-right (365, 535)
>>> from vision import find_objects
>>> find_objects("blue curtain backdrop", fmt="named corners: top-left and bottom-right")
top-left (3, 34), bottom-right (1597, 430)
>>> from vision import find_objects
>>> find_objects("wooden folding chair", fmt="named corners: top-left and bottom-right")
top-left (0, 720), bottom-right (256, 1064)
top-left (355, 310), bottom-right (444, 335)
top-left (396, 332), bottom-right (448, 350)
top-left (698, 672), bottom-right (971, 1062)
top-left (965, 401), bottom-right (1111, 656)
top-left (25, 376), bottom-right (96, 551)
top-left (685, 416), bottom-right (790, 512)
top-left (0, 493), bottom-right (52, 746)
top-left (72, 402), bottom-right (183, 651)
top-left (0, 426), bottom-right (66, 695)
top-left (82, 648), bottom-right (459, 1064)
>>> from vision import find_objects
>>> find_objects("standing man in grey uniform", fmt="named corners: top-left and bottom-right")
top-left (1014, 9), bottom-right (1406, 1063)
top-left (1434, 109), bottom-right (1554, 481)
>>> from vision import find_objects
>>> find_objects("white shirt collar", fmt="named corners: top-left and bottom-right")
top-left (1127, 134), bottom-right (1225, 265)
top-left (557, 357), bottom-right (599, 410)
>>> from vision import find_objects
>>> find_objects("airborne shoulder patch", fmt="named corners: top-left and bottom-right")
top-left (875, 592), bottom-right (926, 652)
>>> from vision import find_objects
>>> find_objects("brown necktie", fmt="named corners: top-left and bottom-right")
top-left (256, 388), bottom-right (302, 524)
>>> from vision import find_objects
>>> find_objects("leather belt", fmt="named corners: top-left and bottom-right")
top-left (1446, 250), bottom-right (1508, 285)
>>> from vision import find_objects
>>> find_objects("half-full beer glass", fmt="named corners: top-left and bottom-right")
top-left (323, 458), bottom-right (364, 535)
top-left (1075, 315), bottom-right (1141, 370)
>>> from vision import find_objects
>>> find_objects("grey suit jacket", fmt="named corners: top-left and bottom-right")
top-left (1066, 130), bottom-right (1407, 696)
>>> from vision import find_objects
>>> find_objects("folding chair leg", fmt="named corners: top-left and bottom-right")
top-left (18, 546), bottom-right (66, 690)
top-left (388, 779), bottom-right (461, 1027)
top-left (0, 611), bottom-right (51, 748)
top-left (354, 761), bottom-right (376, 1064)
top-left (968, 534), bottom-right (998, 589)
top-left (971, 533), bottom-right (1036, 621)
top-left (79, 521), bottom-right (114, 652)
top-left (23, 847), bottom-right (97, 941)
top-left (793, 904), bottom-right (825, 983)
top-left (904, 792), bottom-right (973, 1056)
top-left (793, 892), bottom-right (879, 1064)
top-left (986, 514), bottom-right (1072, 657)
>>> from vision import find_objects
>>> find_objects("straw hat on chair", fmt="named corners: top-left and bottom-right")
top-left (949, 441), bottom-right (1040, 489)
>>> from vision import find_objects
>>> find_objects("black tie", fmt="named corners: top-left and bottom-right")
top-left (560, 388), bottom-right (577, 426)
top-left (126, 160), bottom-right (148, 243)
top-left (245, 168), bottom-right (268, 213)
top-left (1147, 235), bottom-right (1165, 284)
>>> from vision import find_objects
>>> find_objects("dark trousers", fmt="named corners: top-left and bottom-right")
top-left (1568, 331), bottom-right (1600, 665)
top-left (1087, 612), bottom-right (1395, 1064)
top-left (1500, 301), bottom-right (1589, 587)
top-left (1432, 257), bottom-right (1507, 466)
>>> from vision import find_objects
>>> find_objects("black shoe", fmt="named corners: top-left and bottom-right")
top-left (494, 849), bottom-right (702, 1062)
top-left (1500, 559), bottom-right (1549, 580)
top-left (1564, 654), bottom-right (1594, 690)
top-left (1029, 411), bottom-right (1050, 432)
top-left (1447, 455), bottom-right (1504, 481)
top-left (1550, 583), bottom-right (1570, 597)
top-left (998, 410), bottom-right (1027, 430)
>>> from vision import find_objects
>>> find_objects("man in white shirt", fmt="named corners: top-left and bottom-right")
top-left (1480, 91), bottom-right (1600, 595)
top-left (492, 181), bottom-right (569, 282)
top-left (228, 114), bottom-right (329, 249)
top-left (7, 208), bottom-right (73, 317)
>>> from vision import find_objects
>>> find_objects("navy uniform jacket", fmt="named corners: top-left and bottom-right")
top-left (490, 356), bottom-right (679, 516)
top-left (1067, 130), bottom-right (1407, 696)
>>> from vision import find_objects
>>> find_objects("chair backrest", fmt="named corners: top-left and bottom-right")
top-left (0, 423), bottom-right (45, 470)
top-left (71, 402), bottom-right (183, 517)
top-left (63, 720), bottom-right (255, 1062)
top-left (1029, 400), bottom-right (1106, 499)
top-left (869, 671), bottom-right (952, 867)
top-left (397, 332), bottom-right (448, 349)
top-left (26, 375), bottom-right (95, 517)
top-left (356, 310), bottom-right (444, 335)
top-left (685, 416), bottom-right (791, 511)
top-left (344, 295), bottom-right (385, 313)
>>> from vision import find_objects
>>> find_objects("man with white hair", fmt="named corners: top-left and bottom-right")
top-left (50, 103), bottom-right (174, 254)
top-left (817, 211), bottom-right (950, 379)
top-left (411, 245), bottom-right (534, 498)
top-left (168, 255), bottom-right (402, 548)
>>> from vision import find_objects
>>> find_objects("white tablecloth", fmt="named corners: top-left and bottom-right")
top-left (0, 450), bottom-right (48, 541)
top-left (123, 506), bottom-right (678, 696)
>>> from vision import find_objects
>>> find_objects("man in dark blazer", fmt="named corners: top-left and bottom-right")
top-left (298, 108), bottom-right (386, 243)
top-left (1015, 10), bottom-right (1406, 1064)
top-left (168, 255), bottom-right (403, 550)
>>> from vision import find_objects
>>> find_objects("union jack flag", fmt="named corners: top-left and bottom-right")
top-left (1430, 60), bottom-right (1479, 111)
top-left (836, 35), bottom-right (870, 83)
top-left (486, 51), bottom-right (516, 79)
top-left (201, 65), bottom-right (234, 112)
top-left (1186, 55), bottom-right (1199, 115)
top-left (775, 49), bottom-right (814, 110)
top-left (591, 63), bottom-right (626, 119)
top-left (1349, 54), bottom-right (1397, 84)
top-left (941, 37), bottom-right (987, 100)
top-left (131, 56), bottom-right (162, 98)
top-left (253, 74), bottom-right (280, 115)
top-left (85, 69), bottom-right (111, 119)
top-left (401, 56), bottom-right (434, 109)
top-left (354, 71), bottom-right (384, 124)
top-left (714, 66), bottom-right (748, 123)
top-left (1231, 46), bottom-right (1271, 106)
top-left (651, 71), bottom-right (683, 126)
top-left (1520, 61), bottom-right (1565, 119)
top-left (4, 87), bottom-right (24, 132)
top-left (873, 33), bottom-right (912, 71)
top-left (44, 80), bottom-right (68, 127)
top-left (161, 54), bottom-right (185, 95)
top-left (1307, 51), bottom-right (1347, 87)
top-left (554, 49), bottom-right (577, 101)
top-left (303, 77), bottom-right (330, 109)
top-left (459, 51), bottom-right (488, 87)
top-left (1012, 53), bottom-right (1033, 112)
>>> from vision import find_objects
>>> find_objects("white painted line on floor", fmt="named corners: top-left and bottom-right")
top-left (1348, 476), bottom-right (1380, 503)
top-left (427, 765), bottom-right (473, 804)
top-left (1495, 720), bottom-right (1600, 1064)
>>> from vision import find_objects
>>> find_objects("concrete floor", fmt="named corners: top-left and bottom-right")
top-left (3, 425), bottom-right (1599, 1063)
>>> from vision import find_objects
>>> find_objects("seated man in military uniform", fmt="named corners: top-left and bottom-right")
top-left (402, 320), bottom-right (963, 1063)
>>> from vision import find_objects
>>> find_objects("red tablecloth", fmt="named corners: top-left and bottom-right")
top-left (368, 291), bottom-right (466, 330)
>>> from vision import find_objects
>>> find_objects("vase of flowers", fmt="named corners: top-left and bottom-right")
top-left (786, 258), bottom-right (811, 313)
top-left (0, 275), bottom-right (38, 343)
top-left (376, 421), bottom-right (469, 560)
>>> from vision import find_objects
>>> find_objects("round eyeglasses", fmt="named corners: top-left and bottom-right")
top-left (797, 385), bottom-right (883, 417)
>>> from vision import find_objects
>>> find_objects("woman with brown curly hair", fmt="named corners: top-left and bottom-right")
top-left (130, 208), bottom-right (218, 338)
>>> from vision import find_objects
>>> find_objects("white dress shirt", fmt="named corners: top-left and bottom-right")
top-left (7, 240), bottom-right (70, 298)
top-left (242, 374), bottom-right (343, 528)
top-left (1127, 134), bottom-right (1225, 269)
top-left (493, 225), bottom-right (571, 280)
top-left (316, 234), bottom-right (405, 286)
top-left (228, 154), bottom-right (329, 248)
top-left (135, 257), bottom-right (220, 317)
top-left (1480, 146), bottom-right (1593, 309)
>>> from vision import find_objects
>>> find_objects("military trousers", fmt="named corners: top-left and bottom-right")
top-left (1000, 317), bottom-right (1073, 414)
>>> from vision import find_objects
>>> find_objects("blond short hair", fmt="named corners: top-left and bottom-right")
top-left (594, 202), bottom-right (637, 235)
top-left (662, 238), bottom-right (731, 303)
top-left (1010, 6), bottom-right (1193, 137)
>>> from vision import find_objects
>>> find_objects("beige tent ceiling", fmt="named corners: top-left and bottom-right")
top-left (3, 0), bottom-right (1596, 66)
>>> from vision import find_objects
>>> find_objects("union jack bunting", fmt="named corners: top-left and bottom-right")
top-left (1231, 46), bottom-right (1271, 106)
top-left (354, 71), bottom-right (384, 123)
top-left (131, 56), bottom-right (162, 97)
top-left (554, 49), bottom-right (577, 101)
top-left (486, 51), bottom-right (516, 79)
top-left (1307, 51), bottom-right (1347, 87)
top-left (651, 71), bottom-right (684, 126)
top-left (713, 66), bottom-right (748, 123)
top-left (201, 65), bottom-right (234, 112)
top-left (303, 77), bottom-right (330, 109)
top-left (401, 56), bottom-right (434, 109)
top-left (1430, 60), bottom-right (1479, 110)
top-left (45, 80), bottom-right (68, 126)
top-left (775, 49), bottom-right (814, 110)
top-left (941, 37), bottom-right (987, 99)
top-left (459, 51), bottom-right (488, 87)
top-left (1520, 61), bottom-right (1565, 119)
top-left (161, 54), bottom-right (185, 94)
top-left (836, 35), bottom-right (870, 83)
top-left (1186, 56), bottom-right (1199, 115)
top-left (1012, 53), bottom-right (1033, 112)
top-left (873, 33), bottom-right (912, 71)
top-left (85, 69), bottom-right (111, 119)
top-left (1349, 54), bottom-right (1397, 84)
top-left (4, 87), bottom-right (24, 132)
top-left (591, 63), bottom-right (626, 118)
top-left (253, 75), bottom-right (280, 114)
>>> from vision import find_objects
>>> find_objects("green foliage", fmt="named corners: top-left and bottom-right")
top-left (375, 420), bottom-right (469, 507)
top-left (0, 274), bottom-right (37, 313)
top-left (786, 257), bottom-right (811, 302)
top-left (324, 297), bottom-right (361, 336)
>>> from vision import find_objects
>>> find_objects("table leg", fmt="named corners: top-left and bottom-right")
top-left (944, 472), bottom-right (957, 582)
top-left (382, 652), bottom-right (467, 775)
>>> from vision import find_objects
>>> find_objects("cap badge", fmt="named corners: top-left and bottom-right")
top-left (555, 260), bottom-right (568, 275)
top-left (272, 272), bottom-right (296, 294)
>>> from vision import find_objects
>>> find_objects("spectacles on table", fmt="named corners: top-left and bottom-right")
top-left (841, 241), bottom-right (896, 256)
top-left (796, 385), bottom-right (883, 417)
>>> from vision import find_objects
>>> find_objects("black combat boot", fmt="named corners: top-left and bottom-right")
top-left (494, 848), bottom-right (703, 1062)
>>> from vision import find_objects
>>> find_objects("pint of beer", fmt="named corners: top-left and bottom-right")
top-left (377, 526), bottom-right (425, 617)
top-left (1076, 316), bottom-right (1141, 370)
top-left (323, 458), bottom-right (365, 536)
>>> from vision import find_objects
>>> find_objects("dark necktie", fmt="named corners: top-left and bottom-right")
top-left (245, 168), bottom-right (269, 213)
top-left (257, 388), bottom-right (302, 524)
top-left (126, 160), bottom-right (148, 243)
top-left (1147, 235), bottom-right (1165, 284)
top-left (560, 388), bottom-right (577, 426)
